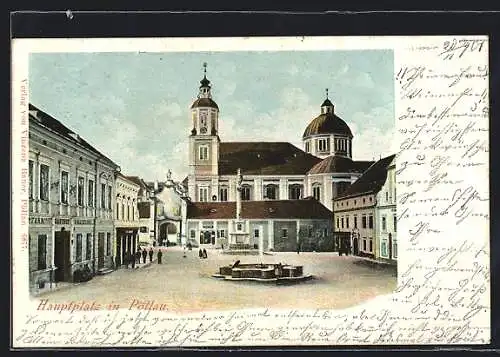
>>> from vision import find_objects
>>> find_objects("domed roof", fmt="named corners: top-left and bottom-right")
top-left (303, 113), bottom-right (353, 138)
top-left (191, 97), bottom-right (219, 109)
top-left (308, 155), bottom-right (374, 175)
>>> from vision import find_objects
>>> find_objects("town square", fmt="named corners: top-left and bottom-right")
top-left (26, 49), bottom-right (398, 310)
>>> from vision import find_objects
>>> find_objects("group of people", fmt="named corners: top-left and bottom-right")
top-left (123, 246), bottom-right (164, 268)
top-left (198, 248), bottom-right (208, 259)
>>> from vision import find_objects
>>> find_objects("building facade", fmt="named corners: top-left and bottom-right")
top-left (184, 67), bottom-right (375, 251)
top-left (28, 104), bottom-right (119, 292)
top-left (114, 173), bottom-right (141, 266)
top-left (333, 154), bottom-right (396, 261)
top-left (375, 156), bottom-right (397, 263)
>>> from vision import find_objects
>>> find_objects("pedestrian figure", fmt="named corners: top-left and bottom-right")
top-left (202, 248), bottom-right (208, 259)
top-left (297, 243), bottom-right (300, 255)
top-left (199, 248), bottom-right (203, 259)
top-left (183, 246), bottom-right (187, 258)
top-left (135, 250), bottom-right (141, 263)
top-left (157, 249), bottom-right (163, 264)
top-left (142, 249), bottom-right (147, 264)
top-left (131, 252), bottom-right (136, 269)
top-left (125, 250), bottom-right (130, 268)
top-left (149, 247), bottom-right (154, 262)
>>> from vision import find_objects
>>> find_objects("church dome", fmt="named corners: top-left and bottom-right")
top-left (303, 113), bottom-right (352, 139)
top-left (191, 97), bottom-right (219, 109)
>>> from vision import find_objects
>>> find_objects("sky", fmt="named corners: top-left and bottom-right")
top-left (29, 50), bottom-right (395, 182)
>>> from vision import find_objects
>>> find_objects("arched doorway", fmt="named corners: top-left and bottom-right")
top-left (159, 222), bottom-right (177, 246)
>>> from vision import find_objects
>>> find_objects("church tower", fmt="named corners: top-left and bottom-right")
top-left (188, 63), bottom-right (220, 201)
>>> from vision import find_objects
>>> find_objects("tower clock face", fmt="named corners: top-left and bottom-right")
top-left (200, 111), bottom-right (208, 134)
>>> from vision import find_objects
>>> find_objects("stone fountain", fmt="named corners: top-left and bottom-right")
top-left (213, 169), bottom-right (313, 285)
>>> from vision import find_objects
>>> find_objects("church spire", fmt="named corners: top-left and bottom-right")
top-left (198, 62), bottom-right (212, 98)
top-left (321, 88), bottom-right (334, 114)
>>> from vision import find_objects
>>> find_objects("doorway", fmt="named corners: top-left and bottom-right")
top-left (98, 232), bottom-right (105, 269)
top-left (388, 233), bottom-right (393, 259)
top-left (54, 229), bottom-right (70, 282)
top-left (353, 237), bottom-right (359, 256)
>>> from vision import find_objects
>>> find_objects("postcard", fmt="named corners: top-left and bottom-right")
top-left (11, 35), bottom-right (489, 347)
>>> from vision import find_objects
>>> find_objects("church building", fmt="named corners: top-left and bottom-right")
top-left (184, 65), bottom-right (374, 252)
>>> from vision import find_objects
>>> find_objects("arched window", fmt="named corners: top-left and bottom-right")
top-left (264, 184), bottom-right (279, 200)
top-left (288, 184), bottom-right (303, 200)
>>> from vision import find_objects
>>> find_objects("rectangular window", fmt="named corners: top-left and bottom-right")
top-left (199, 187), bottom-right (209, 202)
top-left (385, 191), bottom-right (389, 202)
top-left (127, 204), bottom-right (130, 221)
top-left (86, 233), bottom-right (92, 260)
top-left (106, 233), bottom-right (111, 255)
top-left (101, 183), bottom-right (106, 208)
top-left (241, 186), bottom-right (251, 201)
top-left (318, 138), bottom-right (329, 152)
top-left (29, 160), bottom-right (34, 199)
top-left (77, 176), bottom-right (85, 206)
top-left (39, 164), bottom-right (50, 201)
top-left (108, 186), bottom-right (112, 209)
top-left (190, 230), bottom-right (196, 239)
top-left (254, 229), bottom-right (260, 238)
top-left (140, 226), bottom-right (148, 233)
top-left (88, 180), bottom-right (94, 207)
top-left (394, 215), bottom-right (397, 232)
top-left (305, 141), bottom-right (310, 153)
top-left (120, 203), bottom-right (124, 220)
top-left (369, 215), bottom-right (374, 229)
top-left (199, 146), bottom-right (209, 161)
top-left (341, 217), bottom-right (344, 229)
top-left (237, 223), bottom-right (243, 231)
top-left (282, 228), bottom-right (288, 238)
top-left (369, 238), bottom-right (373, 252)
top-left (219, 229), bottom-right (225, 238)
top-left (346, 216), bottom-right (350, 229)
top-left (362, 215), bottom-right (367, 228)
top-left (132, 205), bottom-right (135, 220)
top-left (219, 187), bottom-right (228, 201)
top-left (354, 215), bottom-right (358, 229)
top-left (37, 234), bottom-right (47, 270)
top-left (393, 241), bottom-right (398, 258)
top-left (116, 202), bottom-right (119, 219)
top-left (382, 216), bottom-right (387, 231)
top-left (336, 217), bottom-right (339, 228)
top-left (76, 233), bottom-right (83, 262)
top-left (61, 171), bottom-right (69, 204)
top-left (363, 239), bottom-right (367, 251)
top-left (381, 240), bottom-right (388, 257)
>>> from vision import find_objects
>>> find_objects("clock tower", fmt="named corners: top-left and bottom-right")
top-left (188, 63), bottom-right (220, 200)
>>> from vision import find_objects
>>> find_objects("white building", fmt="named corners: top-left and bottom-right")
top-left (28, 104), bottom-right (119, 292)
top-left (114, 173), bottom-right (141, 266)
top-left (184, 66), bottom-right (375, 251)
top-left (333, 154), bottom-right (396, 261)
top-left (375, 156), bottom-right (397, 263)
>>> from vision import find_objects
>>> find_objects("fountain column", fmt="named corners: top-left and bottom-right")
top-left (236, 168), bottom-right (242, 220)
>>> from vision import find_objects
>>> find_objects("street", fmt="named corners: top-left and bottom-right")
top-left (36, 246), bottom-right (396, 312)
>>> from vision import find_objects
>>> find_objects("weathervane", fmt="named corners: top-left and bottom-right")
top-left (325, 88), bottom-right (329, 99)
top-left (203, 62), bottom-right (207, 77)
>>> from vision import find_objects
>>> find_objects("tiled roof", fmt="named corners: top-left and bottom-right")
top-left (335, 154), bottom-right (396, 199)
top-left (187, 198), bottom-right (332, 220)
top-left (29, 103), bottom-right (118, 168)
top-left (218, 142), bottom-right (321, 176)
top-left (308, 155), bottom-right (374, 175)
top-left (303, 113), bottom-right (353, 138)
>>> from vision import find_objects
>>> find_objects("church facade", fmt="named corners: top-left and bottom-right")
top-left (184, 67), bottom-right (374, 252)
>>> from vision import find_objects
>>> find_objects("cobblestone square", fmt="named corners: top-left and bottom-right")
top-left (36, 246), bottom-right (396, 312)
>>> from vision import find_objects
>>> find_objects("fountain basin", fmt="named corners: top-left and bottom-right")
top-left (213, 263), bottom-right (313, 284)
